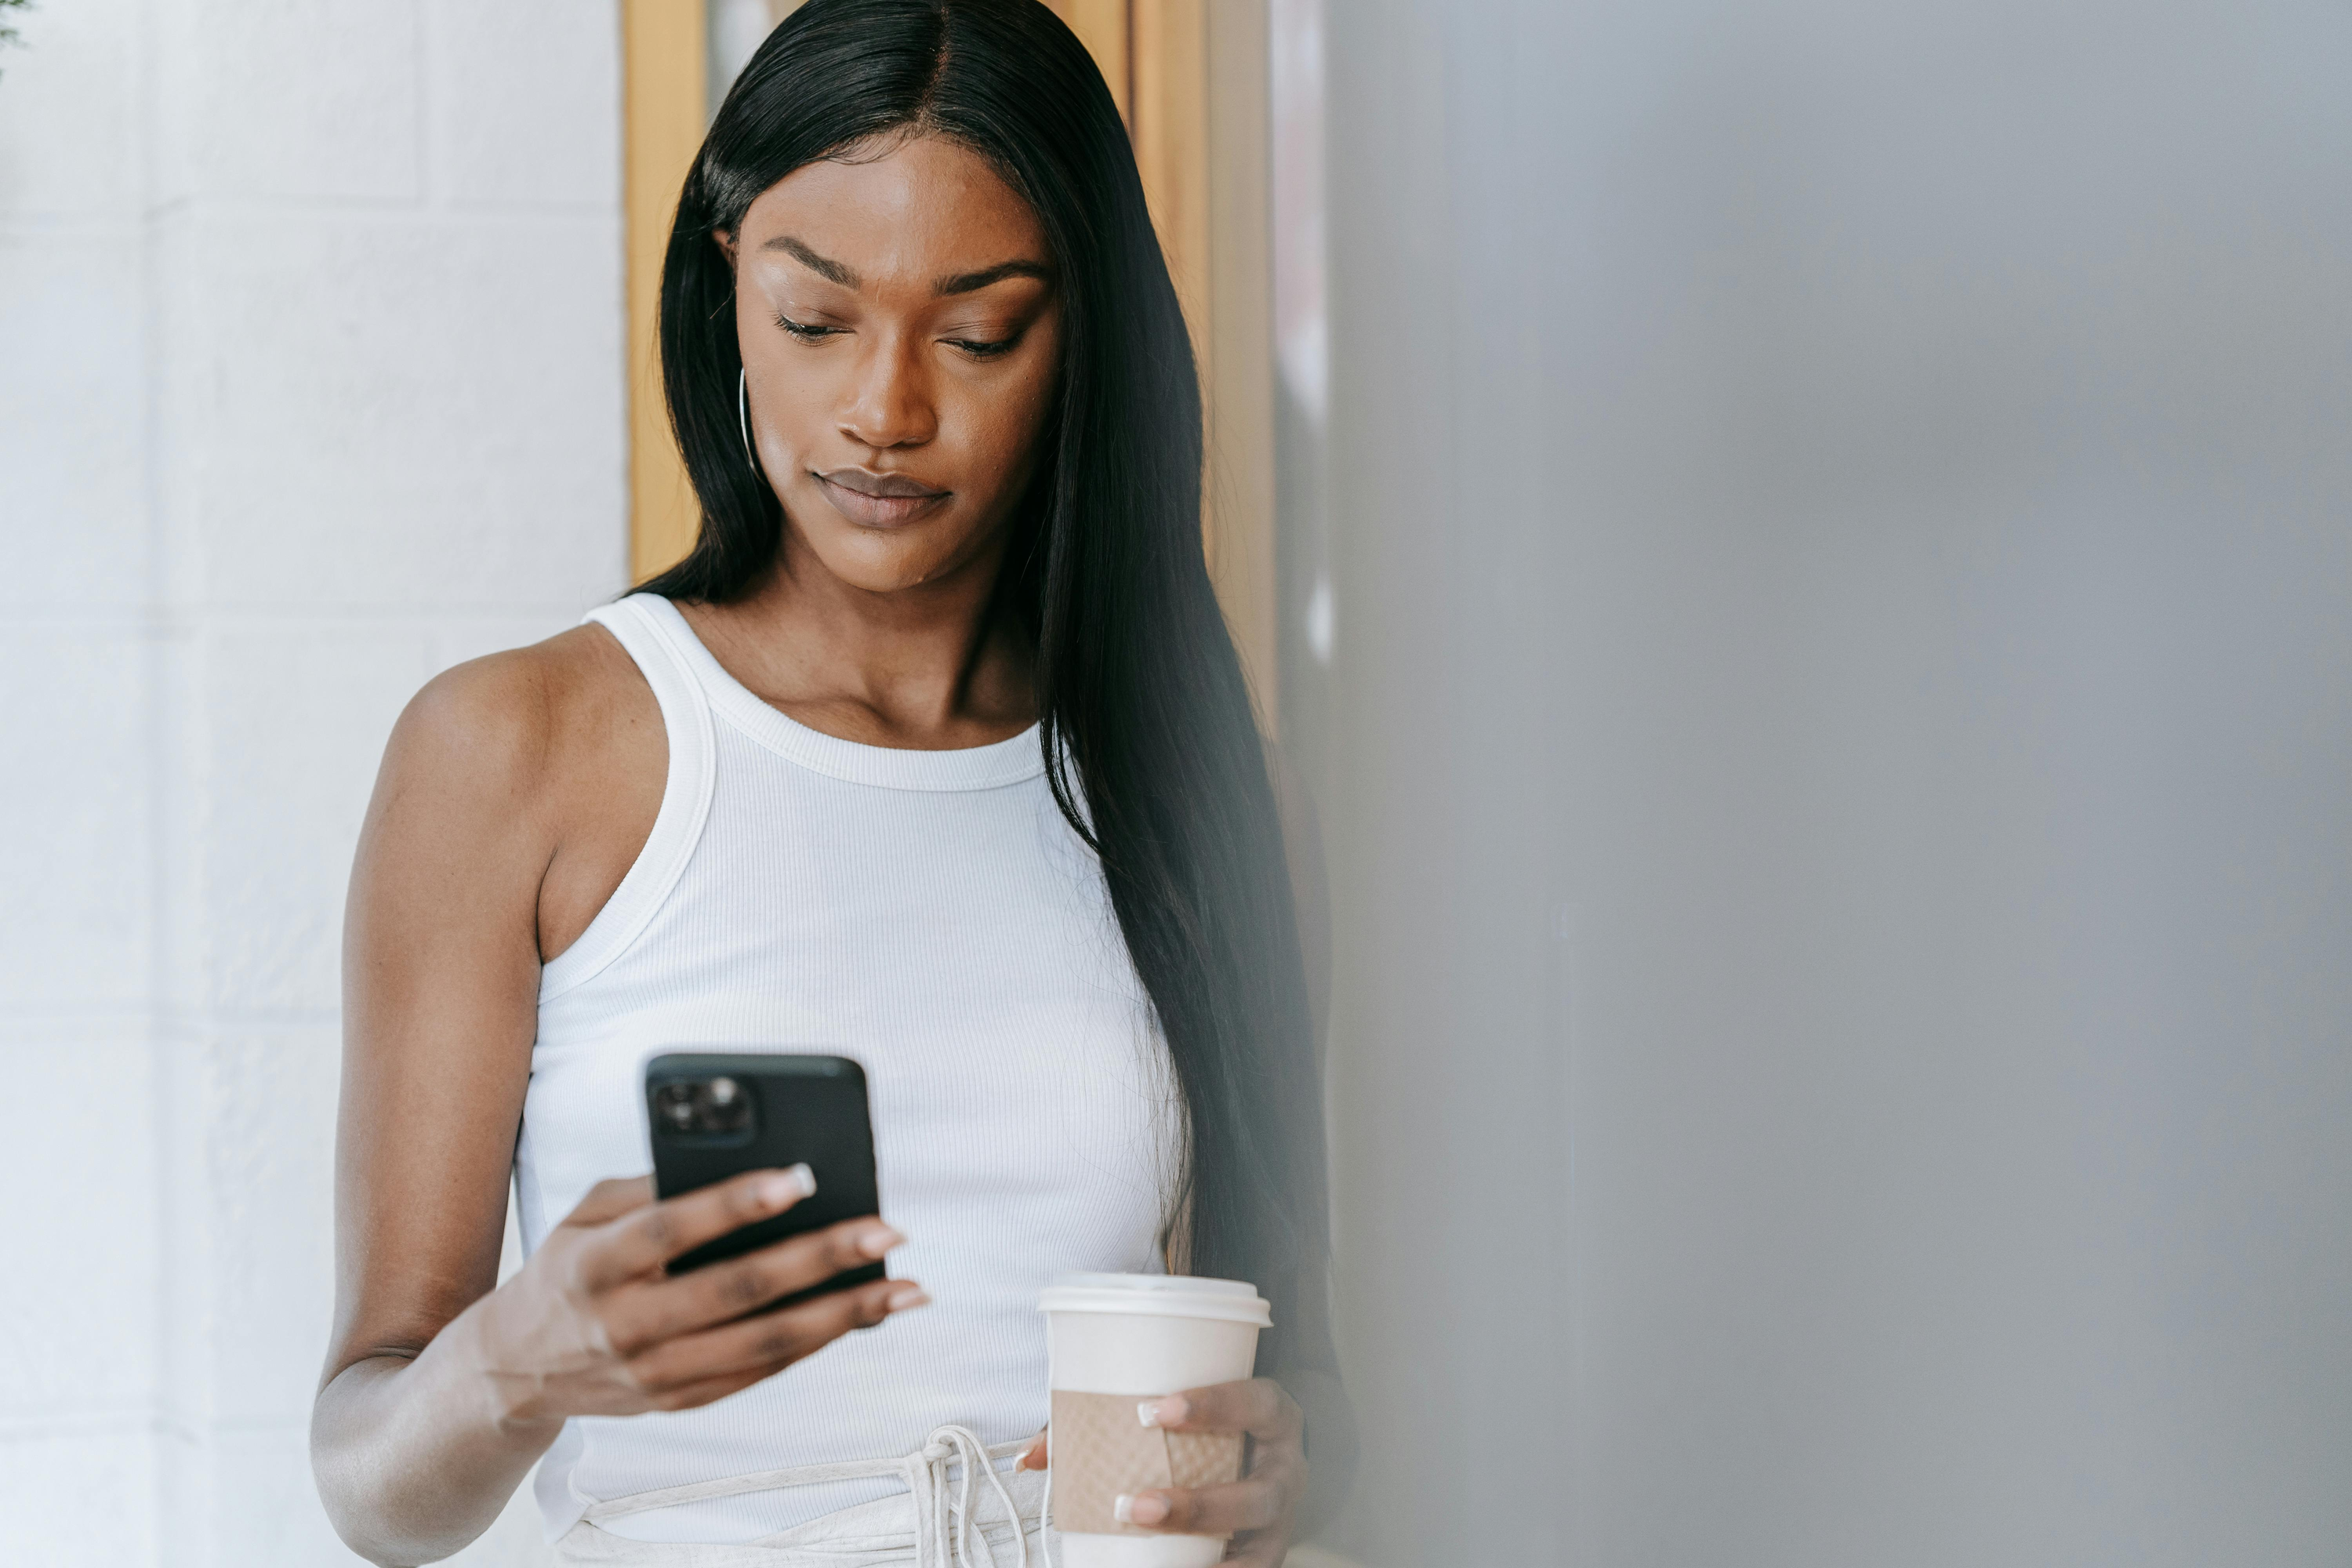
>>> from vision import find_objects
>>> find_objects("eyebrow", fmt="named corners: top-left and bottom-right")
top-left (761, 235), bottom-right (858, 288)
top-left (933, 260), bottom-right (1052, 296)
top-left (759, 236), bottom-right (1050, 298)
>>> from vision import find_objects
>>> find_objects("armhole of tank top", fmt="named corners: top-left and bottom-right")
top-left (536, 595), bottom-right (717, 1004)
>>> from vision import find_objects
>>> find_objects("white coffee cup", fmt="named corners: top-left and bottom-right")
top-left (1040, 1272), bottom-right (1273, 1568)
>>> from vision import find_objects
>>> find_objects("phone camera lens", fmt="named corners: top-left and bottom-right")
top-left (653, 1075), bottom-right (754, 1138)
top-left (692, 1076), bottom-right (753, 1135)
top-left (654, 1083), bottom-right (700, 1132)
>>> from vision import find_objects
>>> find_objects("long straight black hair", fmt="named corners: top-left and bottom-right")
top-left (642, 0), bottom-right (1326, 1366)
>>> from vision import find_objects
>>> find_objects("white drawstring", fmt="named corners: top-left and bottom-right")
top-left (578, 1421), bottom-right (1041, 1563)
top-left (911, 1425), bottom-right (1031, 1568)
top-left (1039, 1442), bottom-right (1057, 1568)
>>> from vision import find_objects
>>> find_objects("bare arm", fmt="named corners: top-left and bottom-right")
top-left (313, 645), bottom-right (924, 1565)
top-left (313, 654), bottom-right (558, 1561)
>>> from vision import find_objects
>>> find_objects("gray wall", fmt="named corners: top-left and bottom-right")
top-left (1294, 2), bottom-right (2352, 1563)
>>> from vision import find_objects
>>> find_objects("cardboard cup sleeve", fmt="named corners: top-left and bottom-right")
top-left (1049, 1389), bottom-right (1246, 1537)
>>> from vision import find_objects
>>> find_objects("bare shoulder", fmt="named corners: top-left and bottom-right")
top-left (377, 624), bottom-right (648, 820)
top-left (354, 622), bottom-right (655, 935)
top-left (351, 619), bottom-right (663, 969)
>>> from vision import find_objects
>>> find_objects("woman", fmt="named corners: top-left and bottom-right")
top-left (310, 2), bottom-right (1346, 1564)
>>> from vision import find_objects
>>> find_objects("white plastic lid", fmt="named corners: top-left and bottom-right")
top-left (1038, 1272), bottom-right (1273, 1327)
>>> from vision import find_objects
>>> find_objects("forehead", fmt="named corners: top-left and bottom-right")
top-left (735, 135), bottom-right (1046, 283)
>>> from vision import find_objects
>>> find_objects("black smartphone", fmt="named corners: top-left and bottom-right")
top-left (644, 1051), bottom-right (885, 1312)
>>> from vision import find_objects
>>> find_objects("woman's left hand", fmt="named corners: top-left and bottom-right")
top-left (1019, 1377), bottom-right (1306, 1566)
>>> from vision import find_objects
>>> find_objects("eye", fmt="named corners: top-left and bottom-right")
top-left (946, 333), bottom-right (1021, 360)
top-left (775, 313), bottom-right (839, 342)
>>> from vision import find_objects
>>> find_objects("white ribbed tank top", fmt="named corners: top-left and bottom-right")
top-left (514, 594), bottom-right (1179, 1545)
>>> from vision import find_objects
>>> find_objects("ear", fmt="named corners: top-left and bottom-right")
top-left (713, 228), bottom-right (739, 269)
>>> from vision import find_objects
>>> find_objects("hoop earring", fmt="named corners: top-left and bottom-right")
top-left (738, 367), bottom-right (760, 474)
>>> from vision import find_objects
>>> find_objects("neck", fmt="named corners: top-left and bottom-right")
top-left (681, 524), bottom-right (1036, 750)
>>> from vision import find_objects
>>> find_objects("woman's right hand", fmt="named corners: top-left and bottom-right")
top-left (462, 1167), bottom-right (924, 1431)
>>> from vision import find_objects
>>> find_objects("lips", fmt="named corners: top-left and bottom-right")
top-left (813, 467), bottom-right (950, 528)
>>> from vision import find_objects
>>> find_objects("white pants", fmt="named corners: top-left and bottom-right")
top-left (554, 1428), bottom-right (1054, 1568)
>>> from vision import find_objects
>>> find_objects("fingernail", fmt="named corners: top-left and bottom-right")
top-left (1138, 1395), bottom-right (1185, 1427)
top-left (761, 1166), bottom-right (815, 1205)
top-left (1120, 1493), bottom-right (1169, 1526)
top-left (1112, 1494), bottom-right (1136, 1526)
top-left (1137, 1399), bottom-right (1163, 1427)
top-left (859, 1225), bottom-right (905, 1259)
top-left (886, 1285), bottom-right (930, 1312)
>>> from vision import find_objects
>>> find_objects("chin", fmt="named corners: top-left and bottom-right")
top-left (809, 531), bottom-right (964, 594)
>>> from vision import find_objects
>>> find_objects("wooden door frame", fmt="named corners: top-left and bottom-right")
top-left (620, 0), bottom-right (707, 586)
top-left (620, 0), bottom-right (1277, 727)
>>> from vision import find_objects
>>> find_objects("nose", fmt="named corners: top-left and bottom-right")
top-left (838, 331), bottom-right (937, 451)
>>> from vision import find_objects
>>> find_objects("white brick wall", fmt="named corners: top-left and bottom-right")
top-left (0, 4), bottom-right (626, 1562)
